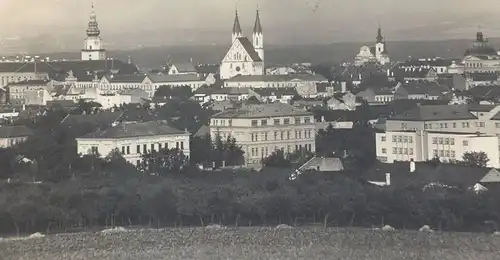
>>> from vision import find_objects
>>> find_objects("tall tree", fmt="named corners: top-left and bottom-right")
top-left (139, 148), bottom-right (187, 175)
top-left (461, 152), bottom-right (489, 168)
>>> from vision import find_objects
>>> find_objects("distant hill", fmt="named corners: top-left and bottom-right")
top-left (8, 38), bottom-right (500, 69)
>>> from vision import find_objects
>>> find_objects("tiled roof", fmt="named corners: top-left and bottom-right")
top-left (170, 63), bottom-right (196, 73)
top-left (0, 125), bottom-right (33, 138)
top-left (195, 64), bottom-right (219, 74)
top-left (299, 157), bottom-right (344, 172)
top-left (226, 74), bottom-right (328, 82)
top-left (211, 87), bottom-right (249, 95)
top-left (147, 73), bottom-right (204, 83)
top-left (400, 82), bottom-right (448, 96)
top-left (61, 111), bottom-right (123, 129)
top-left (251, 87), bottom-right (297, 97)
top-left (79, 121), bottom-right (187, 139)
top-left (237, 37), bottom-right (262, 62)
top-left (364, 161), bottom-right (497, 188)
top-left (7, 79), bottom-right (49, 86)
top-left (394, 68), bottom-right (436, 78)
top-left (106, 74), bottom-right (146, 83)
top-left (0, 59), bottom-right (137, 74)
top-left (194, 125), bottom-right (210, 137)
top-left (400, 58), bottom-right (454, 67)
top-left (469, 72), bottom-right (498, 82)
top-left (467, 85), bottom-right (500, 100)
top-left (212, 103), bottom-right (311, 119)
top-left (467, 104), bottom-right (496, 112)
top-left (390, 104), bottom-right (477, 121)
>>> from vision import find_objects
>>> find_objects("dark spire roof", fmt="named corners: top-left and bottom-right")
top-left (233, 10), bottom-right (242, 35)
top-left (253, 9), bottom-right (263, 34)
top-left (86, 3), bottom-right (100, 37)
top-left (376, 25), bottom-right (383, 43)
top-left (464, 31), bottom-right (497, 57)
top-left (476, 31), bottom-right (485, 42)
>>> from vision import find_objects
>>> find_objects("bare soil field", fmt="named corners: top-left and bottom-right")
top-left (1, 227), bottom-right (499, 260)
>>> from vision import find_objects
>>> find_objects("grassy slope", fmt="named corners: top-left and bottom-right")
top-left (1, 227), bottom-right (499, 260)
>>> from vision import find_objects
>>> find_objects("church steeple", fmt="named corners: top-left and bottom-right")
top-left (253, 9), bottom-right (262, 34)
top-left (232, 10), bottom-right (242, 42)
top-left (86, 3), bottom-right (100, 37)
top-left (376, 25), bottom-right (384, 43)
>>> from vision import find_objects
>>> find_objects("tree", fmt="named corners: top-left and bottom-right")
top-left (262, 149), bottom-right (291, 168)
top-left (461, 152), bottom-right (489, 168)
top-left (154, 85), bottom-right (193, 100)
top-left (189, 134), bottom-right (212, 165)
top-left (139, 148), bottom-right (188, 175)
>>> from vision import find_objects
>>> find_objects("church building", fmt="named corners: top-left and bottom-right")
top-left (220, 10), bottom-right (265, 80)
top-left (81, 4), bottom-right (106, 61)
top-left (354, 26), bottom-right (390, 66)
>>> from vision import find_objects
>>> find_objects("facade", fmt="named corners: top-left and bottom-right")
top-left (376, 130), bottom-right (500, 168)
top-left (395, 58), bottom-right (455, 75)
top-left (168, 63), bottom-right (198, 75)
top-left (81, 4), bottom-right (106, 61)
top-left (76, 121), bottom-right (190, 166)
top-left (0, 125), bottom-right (33, 148)
top-left (6, 80), bottom-right (52, 104)
top-left (209, 103), bottom-right (316, 166)
top-left (220, 10), bottom-right (264, 80)
top-left (377, 104), bottom-right (500, 167)
top-left (354, 26), bottom-right (390, 66)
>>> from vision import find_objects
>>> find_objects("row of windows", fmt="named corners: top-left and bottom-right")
top-left (120, 142), bottom-right (185, 155)
top-left (382, 135), bottom-right (414, 143)
top-left (250, 129), bottom-right (314, 141)
top-left (250, 144), bottom-right (313, 157)
top-left (250, 117), bottom-right (312, 127)
top-left (433, 149), bottom-right (456, 158)
top-left (424, 121), bottom-right (484, 129)
top-left (382, 147), bottom-right (414, 155)
top-left (431, 137), bottom-right (455, 145)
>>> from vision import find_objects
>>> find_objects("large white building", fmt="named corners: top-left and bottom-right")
top-left (220, 10), bottom-right (264, 80)
top-left (81, 4), bottom-right (106, 61)
top-left (77, 121), bottom-right (190, 166)
top-left (210, 103), bottom-right (316, 166)
top-left (376, 104), bottom-right (500, 168)
top-left (354, 26), bottom-right (390, 66)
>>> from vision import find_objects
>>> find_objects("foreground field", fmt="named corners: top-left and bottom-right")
top-left (1, 227), bottom-right (500, 260)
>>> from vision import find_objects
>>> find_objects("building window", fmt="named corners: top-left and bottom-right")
top-left (444, 138), bottom-right (449, 145)
top-left (127, 146), bottom-right (130, 155)
top-left (274, 119), bottom-right (280, 125)
top-left (284, 118), bottom-right (290, 125)
top-left (452, 123), bottom-right (456, 128)
top-left (144, 144), bottom-right (147, 152)
top-left (433, 149), bottom-right (437, 156)
top-left (91, 146), bottom-right (98, 155)
top-left (304, 117), bottom-right (311, 124)
top-left (392, 136), bottom-right (397, 142)
top-left (251, 120), bottom-right (258, 126)
top-left (176, 142), bottom-right (179, 149)
top-left (392, 148), bottom-right (397, 154)
top-left (439, 150), bottom-right (444, 157)
top-left (274, 131), bottom-right (278, 140)
top-left (438, 137), bottom-right (443, 144)
top-left (409, 148), bottom-right (414, 155)
top-left (403, 136), bottom-right (408, 143)
top-left (397, 136), bottom-right (402, 142)
top-left (480, 122), bottom-right (485, 127)
top-left (450, 138), bottom-right (455, 145)
top-left (451, 150), bottom-right (456, 158)
top-left (286, 131), bottom-right (290, 139)
top-left (408, 136), bottom-right (413, 143)
top-left (261, 119), bottom-right (267, 126)
top-left (398, 148), bottom-right (403, 154)
top-left (122, 146), bottom-right (126, 154)
top-left (151, 144), bottom-right (155, 152)
top-left (381, 136), bottom-right (386, 142)
top-left (463, 140), bottom-right (468, 146)
top-left (496, 122), bottom-right (500, 128)
top-left (281, 131), bottom-right (285, 140)
top-left (382, 148), bottom-right (387, 154)
top-left (137, 145), bottom-right (141, 154)
top-left (165, 143), bottom-right (168, 149)
top-left (181, 142), bottom-right (184, 149)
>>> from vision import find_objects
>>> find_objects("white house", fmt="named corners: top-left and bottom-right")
top-left (76, 121), bottom-right (190, 166)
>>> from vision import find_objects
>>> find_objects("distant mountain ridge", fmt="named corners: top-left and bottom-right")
top-left (3, 38), bottom-right (498, 69)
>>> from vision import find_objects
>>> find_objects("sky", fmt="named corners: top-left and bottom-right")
top-left (1, 0), bottom-right (500, 43)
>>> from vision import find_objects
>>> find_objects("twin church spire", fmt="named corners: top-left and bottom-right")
top-left (232, 9), bottom-right (263, 43)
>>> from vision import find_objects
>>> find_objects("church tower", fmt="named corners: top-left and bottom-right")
top-left (232, 10), bottom-right (242, 43)
top-left (81, 3), bottom-right (106, 61)
top-left (252, 9), bottom-right (264, 62)
top-left (375, 25), bottom-right (385, 58)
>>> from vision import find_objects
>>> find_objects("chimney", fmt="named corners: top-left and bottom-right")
top-left (222, 160), bottom-right (226, 168)
top-left (22, 104), bottom-right (26, 111)
top-left (212, 161), bottom-right (216, 169)
top-left (410, 159), bottom-right (416, 173)
top-left (385, 173), bottom-right (391, 186)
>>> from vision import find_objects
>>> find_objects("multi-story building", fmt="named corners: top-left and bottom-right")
top-left (377, 104), bottom-right (500, 167)
top-left (209, 103), bottom-right (316, 166)
top-left (0, 125), bottom-right (33, 148)
top-left (76, 121), bottom-right (190, 166)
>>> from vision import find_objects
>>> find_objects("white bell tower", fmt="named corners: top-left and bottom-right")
top-left (81, 3), bottom-right (106, 61)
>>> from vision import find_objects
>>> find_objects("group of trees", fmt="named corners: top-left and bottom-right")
top-left (1, 162), bottom-right (500, 236)
top-left (190, 133), bottom-right (244, 168)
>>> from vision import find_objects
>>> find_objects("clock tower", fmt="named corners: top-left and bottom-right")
top-left (81, 3), bottom-right (106, 61)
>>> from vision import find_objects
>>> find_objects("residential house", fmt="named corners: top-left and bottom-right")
top-left (327, 92), bottom-right (357, 111)
top-left (168, 63), bottom-right (198, 75)
top-left (393, 82), bottom-right (448, 100)
top-left (364, 161), bottom-right (500, 192)
top-left (6, 80), bottom-right (52, 104)
top-left (396, 58), bottom-right (456, 75)
top-left (298, 156), bottom-right (344, 172)
top-left (195, 64), bottom-right (220, 79)
top-left (465, 72), bottom-right (499, 89)
top-left (148, 73), bottom-right (208, 92)
top-left (388, 67), bottom-right (439, 82)
top-left (0, 125), bottom-right (33, 148)
top-left (248, 87), bottom-right (297, 103)
top-left (76, 120), bottom-right (190, 166)
top-left (355, 87), bottom-right (395, 104)
top-left (210, 103), bottom-right (315, 166)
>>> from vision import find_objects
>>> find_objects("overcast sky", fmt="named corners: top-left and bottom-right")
top-left (1, 0), bottom-right (500, 42)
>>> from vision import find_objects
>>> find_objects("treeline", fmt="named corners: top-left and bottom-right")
top-left (1, 155), bottom-right (500, 236)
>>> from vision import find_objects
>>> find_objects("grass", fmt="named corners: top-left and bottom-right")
top-left (1, 227), bottom-right (499, 260)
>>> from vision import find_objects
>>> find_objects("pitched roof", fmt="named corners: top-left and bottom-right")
top-left (7, 79), bottom-right (49, 86)
top-left (253, 10), bottom-right (263, 33)
top-left (211, 87), bottom-right (249, 95)
top-left (0, 59), bottom-right (137, 74)
top-left (400, 82), bottom-right (449, 96)
top-left (147, 73), bottom-right (204, 83)
top-left (226, 74), bottom-right (328, 82)
top-left (299, 157), bottom-right (344, 172)
top-left (251, 87), bottom-right (297, 97)
top-left (107, 74), bottom-right (146, 83)
top-left (364, 161), bottom-right (497, 189)
top-left (390, 104), bottom-right (477, 121)
top-left (236, 37), bottom-right (262, 62)
top-left (194, 125), bottom-right (210, 137)
top-left (79, 121), bottom-right (187, 139)
top-left (212, 103), bottom-right (312, 119)
top-left (400, 58), bottom-right (454, 67)
top-left (469, 72), bottom-right (498, 82)
top-left (232, 10), bottom-right (242, 34)
top-left (0, 125), bottom-right (33, 138)
top-left (61, 111), bottom-right (123, 129)
top-left (171, 63), bottom-right (196, 73)
top-left (195, 64), bottom-right (219, 74)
